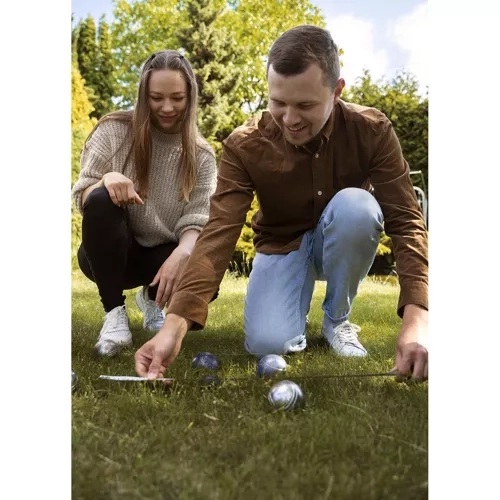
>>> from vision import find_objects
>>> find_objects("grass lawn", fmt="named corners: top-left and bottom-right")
top-left (72, 271), bottom-right (428, 500)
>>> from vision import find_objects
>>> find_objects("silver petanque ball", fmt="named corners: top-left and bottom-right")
top-left (268, 380), bottom-right (305, 411)
top-left (192, 352), bottom-right (220, 371)
top-left (71, 371), bottom-right (78, 393)
top-left (92, 340), bottom-right (122, 358)
top-left (257, 354), bottom-right (288, 378)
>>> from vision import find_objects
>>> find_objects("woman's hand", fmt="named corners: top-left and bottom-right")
top-left (150, 246), bottom-right (192, 309)
top-left (103, 172), bottom-right (144, 207)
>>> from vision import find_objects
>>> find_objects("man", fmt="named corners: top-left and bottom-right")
top-left (135, 25), bottom-right (429, 382)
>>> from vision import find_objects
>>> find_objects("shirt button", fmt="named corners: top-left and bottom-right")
top-left (315, 153), bottom-right (319, 158)
top-left (318, 191), bottom-right (323, 196)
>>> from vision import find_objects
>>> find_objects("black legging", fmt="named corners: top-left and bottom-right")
top-left (78, 187), bottom-right (177, 312)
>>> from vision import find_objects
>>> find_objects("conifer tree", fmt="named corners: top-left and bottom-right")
top-left (177, 0), bottom-right (246, 156)
top-left (94, 15), bottom-right (115, 117)
top-left (76, 15), bottom-right (99, 106)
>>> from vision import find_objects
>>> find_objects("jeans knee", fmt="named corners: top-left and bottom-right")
top-left (327, 188), bottom-right (383, 238)
top-left (83, 186), bottom-right (117, 214)
top-left (245, 329), bottom-right (305, 357)
top-left (245, 336), bottom-right (288, 357)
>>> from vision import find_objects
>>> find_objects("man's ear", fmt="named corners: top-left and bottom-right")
top-left (334, 78), bottom-right (345, 103)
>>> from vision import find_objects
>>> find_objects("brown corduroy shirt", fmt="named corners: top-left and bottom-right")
top-left (168, 99), bottom-right (428, 328)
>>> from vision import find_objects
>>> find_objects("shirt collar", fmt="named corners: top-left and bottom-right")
top-left (321, 107), bottom-right (335, 142)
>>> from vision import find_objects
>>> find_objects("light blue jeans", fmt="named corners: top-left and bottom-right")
top-left (244, 188), bottom-right (384, 357)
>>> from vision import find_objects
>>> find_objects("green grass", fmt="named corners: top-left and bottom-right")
top-left (72, 272), bottom-right (428, 500)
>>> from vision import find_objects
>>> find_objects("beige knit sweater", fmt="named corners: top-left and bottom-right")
top-left (72, 120), bottom-right (217, 247)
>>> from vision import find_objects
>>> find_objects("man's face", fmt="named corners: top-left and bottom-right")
top-left (268, 63), bottom-right (344, 146)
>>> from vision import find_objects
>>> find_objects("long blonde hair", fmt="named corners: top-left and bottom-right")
top-left (84, 50), bottom-right (200, 201)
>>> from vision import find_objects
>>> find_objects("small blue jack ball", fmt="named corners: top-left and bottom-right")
top-left (256, 354), bottom-right (288, 378)
top-left (192, 352), bottom-right (220, 371)
top-left (268, 380), bottom-right (305, 411)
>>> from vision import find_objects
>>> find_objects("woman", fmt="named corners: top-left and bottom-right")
top-left (72, 50), bottom-right (217, 357)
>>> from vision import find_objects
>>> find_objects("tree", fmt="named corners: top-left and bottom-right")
top-left (111, 0), bottom-right (326, 115)
top-left (111, 0), bottom-right (182, 108)
top-left (71, 62), bottom-right (96, 266)
top-left (230, 0), bottom-right (326, 114)
top-left (71, 62), bottom-right (95, 131)
top-left (76, 15), bottom-right (99, 113)
top-left (177, 0), bottom-right (246, 156)
top-left (94, 15), bottom-right (116, 118)
top-left (71, 14), bottom-right (78, 61)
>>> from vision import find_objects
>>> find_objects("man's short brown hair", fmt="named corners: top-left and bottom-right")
top-left (267, 25), bottom-right (341, 90)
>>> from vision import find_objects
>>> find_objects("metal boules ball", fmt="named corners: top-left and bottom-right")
top-left (256, 354), bottom-right (288, 378)
top-left (72, 370), bottom-right (79, 393)
top-left (92, 340), bottom-right (122, 358)
top-left (268, 380), bottom-right (305, 411)
top-left (200, 374), bottom-right (222, 388)
top-left (192, 352), bottom-right (220, 371)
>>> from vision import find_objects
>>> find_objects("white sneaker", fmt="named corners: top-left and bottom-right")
top-left (135, 286), bottom-right (165, 332)
top-left (322, 320), bottom-right (368, 357)
top-left (93, 305), bottom-right (133, 357)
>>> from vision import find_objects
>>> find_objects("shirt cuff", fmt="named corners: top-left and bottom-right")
top-left (167, 291), bottom-right (209, 330)
top-left (397, 280), bottom-right (428, 318)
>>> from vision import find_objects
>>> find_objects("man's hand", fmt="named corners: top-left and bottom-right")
top-left (150, 246), bottom-right (192, 309)
top-left (134, 314), bottom-right (191, 379)
top-left (394, 304), bottom-right (428, 383)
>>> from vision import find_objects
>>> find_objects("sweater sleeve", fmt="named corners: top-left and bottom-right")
top-left (71, 123), bottom-right (114, 214)
top-left (174, 147), bottom-right (217, 239)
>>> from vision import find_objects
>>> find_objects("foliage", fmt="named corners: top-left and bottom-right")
top-left (229, 194), bottom-right (259, 274)
top-left (111, 0), bottom-right (181, 109)
top-left (94, 16), bottom-right (116, 117)
top-left (71, 14), bottom-right (78, 60)
top-left (71, 62), bottom-right (96, 267)
top-left (177, 0), bottom-right (246, 157)
top-left (71, 62), bottom-right (95, 130)
top-left (76, 16), bottom-right (100, 115)
top-left (75, 15), bottom-right (117, 119)
top-left (230, 0), bottom-right (326, 114)
top-left (111, 0), bottom-right (325, 117)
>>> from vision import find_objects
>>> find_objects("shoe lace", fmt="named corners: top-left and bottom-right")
top-left (99, 306), bottom-right (127, 341)
top-left (143, 293), bottom-right (164, 324)
top-left (334, 322), bottom-right (361, 344)
top-left (148, 304), bottom-right (164, 323)
top-left (139, 287), bottom-right (161, 322)
top-left (108, 306), bottom-right (127, 327)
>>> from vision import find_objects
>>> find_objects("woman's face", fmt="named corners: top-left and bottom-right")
top-left (148, 69), bottom-right (188, 133)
